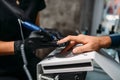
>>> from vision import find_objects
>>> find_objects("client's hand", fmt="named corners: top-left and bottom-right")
top-left (57, 34), bottom-right (111, 54)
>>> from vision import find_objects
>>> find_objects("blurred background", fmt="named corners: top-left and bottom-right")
top-left (40, 0), bottom-right (94, 36)
top-left (39, 0), bottom-right (120, 36)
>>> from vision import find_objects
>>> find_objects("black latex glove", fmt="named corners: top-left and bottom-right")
top-left (14, 30), bottom-right (59, 56)
top-left (24, 30), bottom-right (58, 51)
top-left (44, 28), bottom-right (64, 40)
top-left (14, 30), bottom-right (68, 59)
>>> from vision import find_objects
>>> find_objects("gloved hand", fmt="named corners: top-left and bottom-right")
top-left (14, 30), bottom-right (58, 56)
top-left (44, 28), bottom-right (64, 40)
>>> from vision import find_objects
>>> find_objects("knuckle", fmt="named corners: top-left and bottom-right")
top-left (67, 35), bottom-right (72, 39)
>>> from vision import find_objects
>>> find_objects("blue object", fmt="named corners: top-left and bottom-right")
top-left (21, 21), bottom-right (56, 40)
top-left (22, 21), bottom-right (44, 31)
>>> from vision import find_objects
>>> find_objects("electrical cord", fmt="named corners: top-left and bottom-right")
top-left (18, 19), bottom-right (25, 42)
top-left (18, 19), bottom-right (33, 80)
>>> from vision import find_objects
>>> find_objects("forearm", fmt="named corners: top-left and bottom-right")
top-left (35, 12), bottom-right (40, 26)
top-left (99, 34), bottom-right (120, 48)
top-left (0, 41), bottom-right (14, 55)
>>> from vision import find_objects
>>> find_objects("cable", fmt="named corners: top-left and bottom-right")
top-left (20, 44), bottom-right (32, 80)
top-left (18, 19), bottom-right (25, 42)
top-left (18, 19), bottom-right (33, 80)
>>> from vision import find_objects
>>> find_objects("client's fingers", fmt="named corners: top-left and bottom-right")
top-left (72, 44), bottom-right (92, 54)
top-left (57, 35), bottom-right (78, 44)
top-left (61, 41), bottom-right (76, 54)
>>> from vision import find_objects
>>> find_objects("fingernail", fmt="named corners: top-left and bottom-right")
top-left (57, 40), bottom-right (60, 43)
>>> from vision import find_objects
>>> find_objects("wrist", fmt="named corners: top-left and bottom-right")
top-left (14, 40), bottom-right (23, 55)
top-left (99, 36), bottom-right (111, 48)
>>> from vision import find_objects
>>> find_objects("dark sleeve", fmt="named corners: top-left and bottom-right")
top-left (36, 0), bottom-right (46, 11)
top-left (109, 34), bottom-right (120, 47)
top-left (25, 0), bottom-right (46, 22)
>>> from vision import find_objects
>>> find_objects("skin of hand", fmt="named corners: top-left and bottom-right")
top-left (57, 34), bottom-right (112, 54)
top-left (0, 41), bottom-right (14, 55)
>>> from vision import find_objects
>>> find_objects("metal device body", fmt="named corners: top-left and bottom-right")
top-left (37, 48), bottom-right (120, 80)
